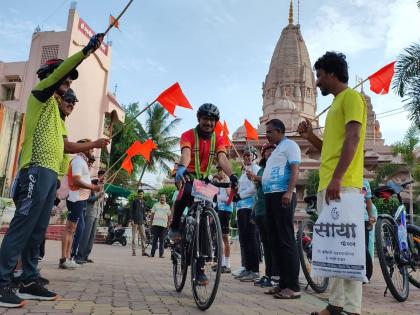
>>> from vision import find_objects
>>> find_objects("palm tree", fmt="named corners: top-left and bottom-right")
top-left (392, 3), bottom-right (420, 127)
top-left (137, 104), bottom-right (181, 184)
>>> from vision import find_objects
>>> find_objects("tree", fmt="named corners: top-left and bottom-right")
top-left (392, 3), bottom-right (420, 126)
top-left (305, 170), bottom-right (320, 196)
top-left (137, 104), bottom-right (180, 184)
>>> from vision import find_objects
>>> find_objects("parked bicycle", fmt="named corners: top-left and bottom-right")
top-left (170, 178), bottom-right (231, 310)
top-left (297, 194), bottom-right (373, 293)
top-left (375, 179), bottom-right (420, 302)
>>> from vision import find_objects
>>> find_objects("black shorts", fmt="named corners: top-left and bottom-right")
top-left (67, 200), bottom-right (86, 223)
top-left (218, 211), bottom-right (231, 235)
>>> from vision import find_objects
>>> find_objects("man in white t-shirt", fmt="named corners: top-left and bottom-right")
top-left (262, 119), bottom-right (301, 299)
top-left (59, 140), bottom-right (102, 269)
top-left (150, 194), bottom-right (171, 258)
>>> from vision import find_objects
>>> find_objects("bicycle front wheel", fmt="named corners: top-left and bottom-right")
top-left (375, 217), bottom-right (409, 302)
top-left (191, 207), bottom-right (222, 310)
top-left (297, 218), bottom-right (329, 293)
top-left (407, 225), bottom-right (420, 288)
top-left (172, 243), bottom-right (188, 292)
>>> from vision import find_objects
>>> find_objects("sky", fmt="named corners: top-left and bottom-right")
top-left (1, 0), bottom-right (419, 186)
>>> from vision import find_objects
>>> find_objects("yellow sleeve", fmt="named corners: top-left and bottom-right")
top-left (343, 90), bottom-right (365, 125)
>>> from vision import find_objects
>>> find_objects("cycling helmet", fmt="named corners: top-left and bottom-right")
top-left (37, 59), bottom-right (79, 80)
top-left (197, 103), bottom-right (220, 121)
top-left (261, 142), bottom-right (276, 154)
top-left (243, 145), bottom-right (258, 160)
top-left (62, 88), bottom-right (79, 103)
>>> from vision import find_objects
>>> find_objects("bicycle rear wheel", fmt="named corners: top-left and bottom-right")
top-left (191, 207), bottom-right (222, 310)
top-left (297, 218), bottom-right (329, 293)
top-left (172, 243), bottom-right (188, 292)
top-left (375, 217), bottom-right (409, 301)
top-left (407, 225), bottom-right (420, 288)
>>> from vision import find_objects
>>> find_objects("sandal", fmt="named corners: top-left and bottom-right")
top-left (310, 304), bottom-right (344, 315)
top-left (273, 288), bottom-right (301, 299)
top-left (264, 286), bottom-right (282, 295)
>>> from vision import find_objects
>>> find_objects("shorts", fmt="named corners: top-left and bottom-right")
top-left (218, 210), bottom-right (231, 235)
top-left (67, 200), bottom-right (87, 223)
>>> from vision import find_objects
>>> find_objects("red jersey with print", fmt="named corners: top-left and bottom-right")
top-left (180, 128), bottom-right (226, 174)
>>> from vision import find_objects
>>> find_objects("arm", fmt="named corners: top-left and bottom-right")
top-left (72, 175), bottom-right (97, 191)
top-left (32, 51), bottom-right (86, 103)
top-left (217, 152), bottom-right (233, 177)
top-left (326, 122), bottom-right (361, 204)
top-left (282, 164), bottom-right (299, 206)
top-left (87, 192), bottom-right (99, 204)
top-left (64, 138), bottom-right (109, 154)
top-left (297, 118), bottom-right (323, 152)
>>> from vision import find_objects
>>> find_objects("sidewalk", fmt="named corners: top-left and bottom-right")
top-left (1, 239), bottom-right (419, 315)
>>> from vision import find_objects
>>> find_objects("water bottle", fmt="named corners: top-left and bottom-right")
top-left (397, 211), bottom-right (409, 259)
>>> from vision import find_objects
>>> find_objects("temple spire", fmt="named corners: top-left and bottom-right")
top-left (288, 0), bottom-right (294, 24)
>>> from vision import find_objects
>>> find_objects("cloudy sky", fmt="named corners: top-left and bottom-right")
top-left (1, 0), bottom-right (419, 185)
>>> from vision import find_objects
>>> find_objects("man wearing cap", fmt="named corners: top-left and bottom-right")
top-left (0, 33), bottom-right (109, 308)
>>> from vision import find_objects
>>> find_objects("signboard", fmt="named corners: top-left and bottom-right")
top-left (78, 17), bottom-right (108, 56)
top-left (311, 192), bottom-right (367, 282)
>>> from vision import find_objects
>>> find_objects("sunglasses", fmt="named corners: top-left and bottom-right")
top-left (63, 98), bottom-right (77, 105)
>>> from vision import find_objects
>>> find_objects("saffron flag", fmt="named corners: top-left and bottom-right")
top-left (155, 82), bottom-right (193, 116)
top-left (223, 121), bottom-right (230, 136)
top-left (121, 156), bottom-right (133, 175)
top-left (125, 139), bottom-right (157, 161)
top-left (244, 119), bottom-right (259, 141)
top-left (223, 121), bottom-right (231, 147)
top-left (368, 61), bottom-right (396, 95)
top-left (109, 15), bottom-right (120, 30)
top-left (214, 121), bottom-right (224, 135)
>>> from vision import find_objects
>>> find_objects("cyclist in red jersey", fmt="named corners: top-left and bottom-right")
top-left (169, 103), bottom-right (238, 240)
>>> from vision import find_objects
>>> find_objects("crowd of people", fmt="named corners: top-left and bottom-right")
top-left (0, 25), bottom-right (370, 314)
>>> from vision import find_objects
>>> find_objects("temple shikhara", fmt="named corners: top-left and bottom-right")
top-left (231, 1), bottom-right (397, 216)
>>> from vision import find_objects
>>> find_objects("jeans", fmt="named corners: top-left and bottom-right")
top-left (265, 192), bottom-right (300, 292)
top-left (151, 226), bottom-right (167, 257)
top-left (71, 209), bottom-right (85, 258)
top-left (255, 215), bottom-right (278, 278)
top-left (237, 208), bottom-right (259, 273)
top-left (0, 167), bottom-right (57, 286)
top-left (76, 215), bottom-right (98, 261)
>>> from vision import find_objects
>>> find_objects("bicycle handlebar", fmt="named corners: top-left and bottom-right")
top-left (401, 179), bottom-right (415, 188)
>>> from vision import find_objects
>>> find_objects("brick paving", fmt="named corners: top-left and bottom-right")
top-left (1, 239), bottom-right (419, 315)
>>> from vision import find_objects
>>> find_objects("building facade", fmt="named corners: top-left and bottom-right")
top-left (0, 3), bottom-right (125, 197)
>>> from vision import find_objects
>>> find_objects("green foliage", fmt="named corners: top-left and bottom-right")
top-left (230, 159), bottom-right (243, 177)
top-left (392, 42), bottom-right (420, 126)
top-left (373, 197), bottom-right (400, 216)
top-left (126, 192), bottom-right (156, 210)
top-left (157, 185), bottom-right (177, 206)
top-left (393, 125), bottom-right (420, 168)
top-left (305, 170), bottom-right (320, 195)
top-left (370, 163), bottom-right (401, 190)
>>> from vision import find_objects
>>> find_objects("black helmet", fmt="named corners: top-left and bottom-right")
top-left (62, 88), bottom-right (79, 103)
top-left (197, 103), bottom-right (220, 121)
top-left (37, 59), bottom-right (78, 80)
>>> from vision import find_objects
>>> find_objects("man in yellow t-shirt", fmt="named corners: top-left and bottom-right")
top-left (298, 52), bottom-right (366, 315)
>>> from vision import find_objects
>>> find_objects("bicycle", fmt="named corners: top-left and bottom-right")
top-left (374, 179), bottom-right (420, 302)
top-left (170, 178), bottom-right (231, 310)
top-left (297, 195), bottom-right (373, 293)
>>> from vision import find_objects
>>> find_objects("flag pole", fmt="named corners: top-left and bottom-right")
top-left (110, 100), bottom-right (157, 139)
top-left (103, 0), bottom-right (134, 35)
top-left (104, 166), bottom-right (123, 187)
top-left (100, 152), bottom-right (127, 180)
top-left (310, 78), bottom-right (369, 122)
top-left (227, 137), bottom-right (246, 168)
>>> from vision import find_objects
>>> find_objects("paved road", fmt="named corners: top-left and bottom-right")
top-left (0, 240), bottom-right (419, 315)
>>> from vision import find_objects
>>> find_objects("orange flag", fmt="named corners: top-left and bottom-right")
top-left (121, 156), bottom-right (133, 175)
top-left (155, 82), bottom-right (193, 117)
top-left (109, 15), bottom-right (120, 30)
top-left (125, 139), bottom-right (157, 161)
top-left (214, 121), bottom-right (224, 135)
top-left (223, 121), bottom-right (231, 147)
top-left (244, 119), bottom-right (259, 140)
top-left (223, 121), bottom-right (230, 135)
top-left (368, 61), bottom-right (396, 95)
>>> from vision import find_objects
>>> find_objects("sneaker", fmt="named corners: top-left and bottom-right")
top-left (232, 266), bottom-right (245, 277)
top-left (38, 275), bottom-right (49, 286)
top-left (0, 285), bottom-right (26, 308)
top-left (59, 259), bottom-right (78, 269)
top-left (254, 276), bottom-right (268, 286)
top-left (69, 259), bottom-right (80, 268)
top-left (37, 256), bottom-right (44, 262)
top-left (75, 259), bottom-right (86, 265)
top-left (195, 272), bottom-right (209, 286)
top-left (234, 269), bottom-right (249, 279)
top-left (168, 229), bottom-right (182, 241)
top-left (17, 281), bottom-right (58, 301)
top-left (221, 266), bottom-right (231, 274)
top-left (240, 272), bottom-right (260, 282)
top-left (86, 258), bottom-right (94, 263)
top-left (260, 278), bottom-right (274, 288)
top-left (211, 264), bottom-right (218, 272)
top-left (10, 275), bottom-right (22, 289)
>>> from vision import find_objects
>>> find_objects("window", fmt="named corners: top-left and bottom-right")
top-left (40, 45), bottom-right (59, 64)
top-left (3, 86), bottom-right (15, 101)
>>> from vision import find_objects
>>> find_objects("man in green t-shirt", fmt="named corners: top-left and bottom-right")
top-left (298, 52), bottom-right (366, 315)
top-left (0, 33), bottom-right (109, 308)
